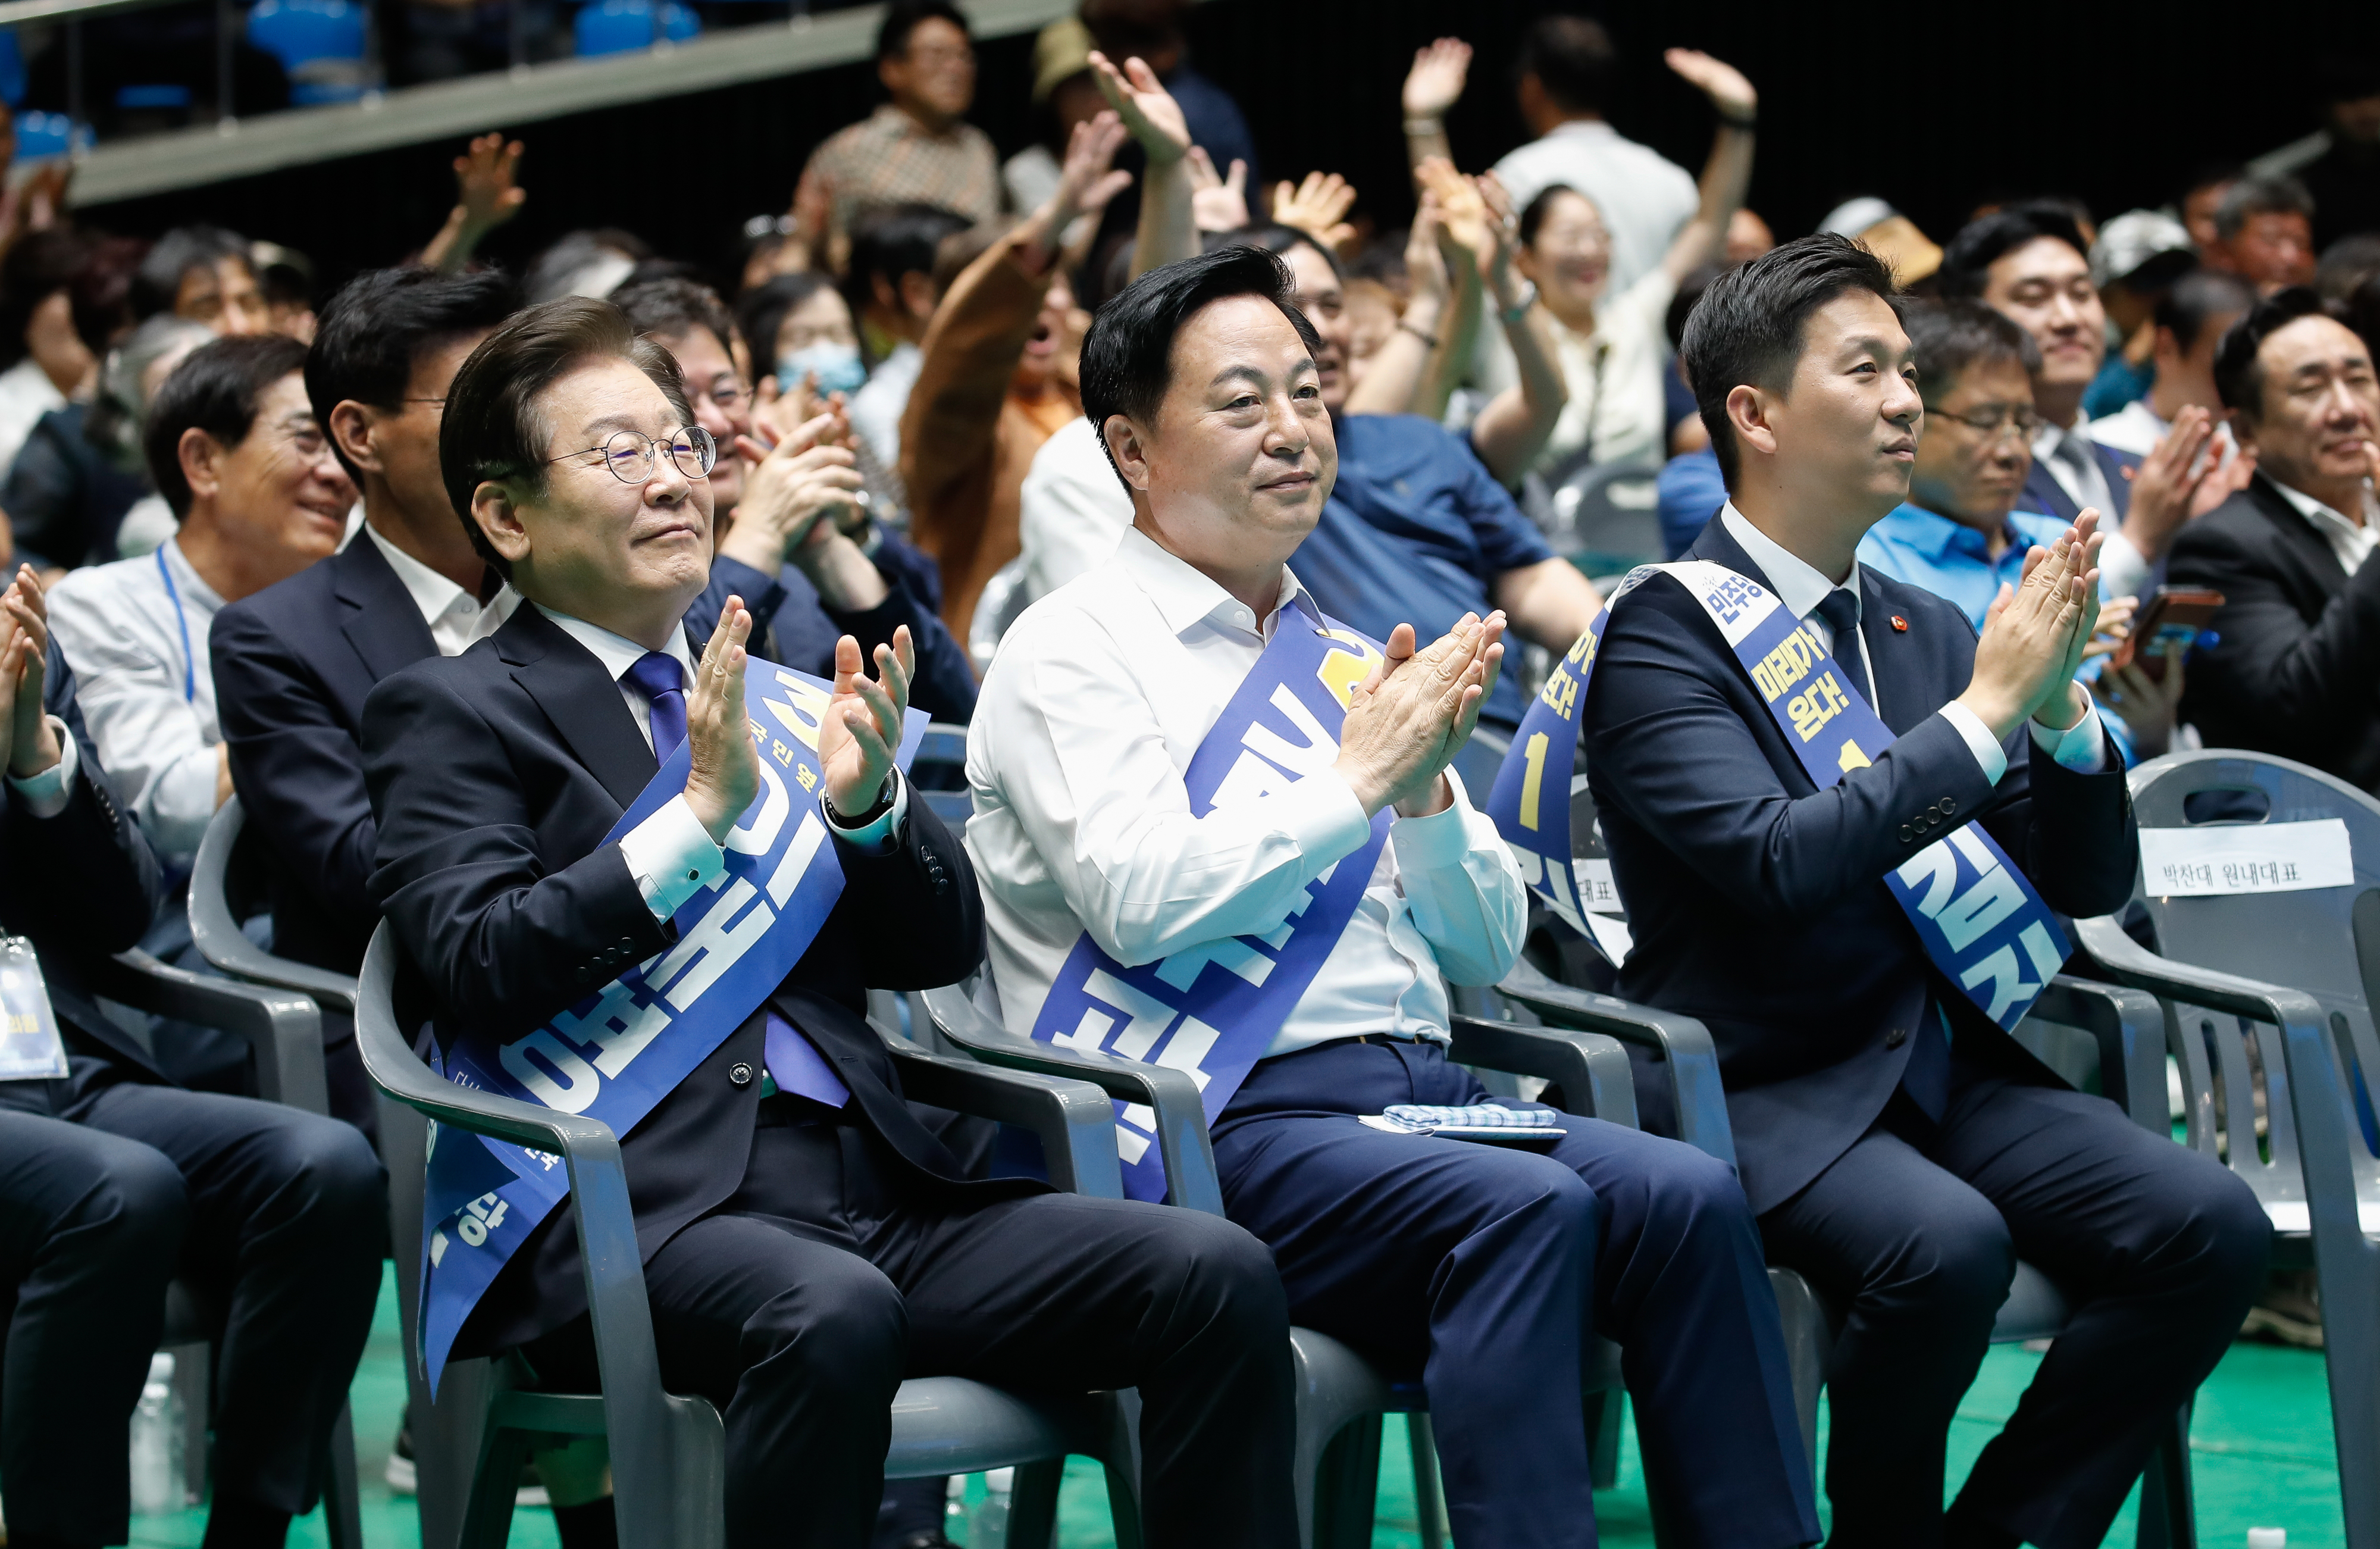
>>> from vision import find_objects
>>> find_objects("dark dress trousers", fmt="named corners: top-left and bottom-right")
top-left (1582, 515), bottom-right (2269, 1549)
top-left (2166, 472), bottom-right (2380, 793)
top-left (0, 643), bottom-right (384, 1538)
top-left (361, 603), bottom-right (1295, 1549)
top-left (2018, 437), bottom-right (2139, 526)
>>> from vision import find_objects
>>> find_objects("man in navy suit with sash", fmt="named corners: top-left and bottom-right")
top-left (361, 298), bottom-right (1297, 1549)
top-left (1581, 236), bottom-right (2270, 1549)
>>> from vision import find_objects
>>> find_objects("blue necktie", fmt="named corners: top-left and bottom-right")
top-left (1812, 589), bottom-right (1872, 711)
top-left (622, 649), bottom-right (848, 1109)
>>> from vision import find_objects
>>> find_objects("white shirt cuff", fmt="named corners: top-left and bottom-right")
top-left (1276, 769), bottom-right (1377, 872)
top-left (2100, 531), bottom-right (2152, 605)
top-left (2030, 699), bottom-right (2110, 773)
top-left (1389, 769), bottom-right (1479, 872)
top-left (824, 768), bottom-right (910, 855)
top-left (4, 719), bottom-right (77, 819)
top-left (1939, 701), bottom-right (2009, 785)
top-left (620, 793), bottom-right (727, 922)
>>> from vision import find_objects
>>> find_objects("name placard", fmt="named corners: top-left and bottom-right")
top-left (2138, 819), bottom-right (2354, 897)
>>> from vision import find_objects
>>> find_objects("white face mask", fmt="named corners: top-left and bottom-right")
top-left (778, 342), bottom-right (866, 395)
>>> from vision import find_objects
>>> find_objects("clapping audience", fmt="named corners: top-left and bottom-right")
top-left (5, 12), bottom-right (2379, 1545)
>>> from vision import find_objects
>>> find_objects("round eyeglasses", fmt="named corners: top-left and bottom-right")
top-left (550, 425), bottom-right (716, 484)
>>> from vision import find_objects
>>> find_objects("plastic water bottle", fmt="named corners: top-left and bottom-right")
top-left (969, 1466), bottom-right (1013, 1549)
top-left (2248, 1531), bottom-right (2287, 1549)
top-left (129, 1352), bottom-right (184, 1515)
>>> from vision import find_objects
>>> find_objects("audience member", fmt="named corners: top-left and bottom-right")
top-left (2317, 231), bottom-right (2380, 304)
top-left (522, 228), bottom-right (649, 305)
top-left (250, 242), bottom-right (317, 344)
top-left (49, 335), bottom-right (352, 871)
top-left (0, 230), bottom-right (102, 478)
top-left (2207, 174), bottom-right (2320, 293)
top-left (1589, 236), bottom-right (2268, 1545)
top-left (970, 243), bottom-right (1820, 1549)
top-left (1815, 197), bottom-right (1945, 287)
top-left (1942, 204), bottom-right (2219, 600)
top-left (361, 296), bottom-right (1301, 1549)
top-left (0, 562), bottom-right (384, 1549)
top-left (2300, 60), bottom-right (2380, 248)
top-left (2181, 161), bottom-right (2245, 258)
top-left (2169, 287), bottom-right (2380, 789)
top-left (1438, 19), bottom-right (1698, 298)
top-left (2081, 209), bottom-right (2197, 420)
top-left (21, 313), bottom-right (214, 570)
top-left (2090, 268), bottom-right (2256, 460)
top-left (841, 202), bottom-right (972, 468)
top-left (419, 132), bottom-right (529, 275)
top-left (902, 109), bottom-right (1127, 644)
top-left (1858, 300), bottom-right (2184, 759)
top-left (1004, 17), bottom-right (1106, 230)
top-left (1072, 0), bottom-right (1258, 270)
top-left (130, 226), bottom-right (268, 335)
top-left (793, 1), bottom-right (1001, 276)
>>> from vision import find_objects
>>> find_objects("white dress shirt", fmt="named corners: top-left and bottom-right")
top-left (48, 537), bottom-right (226, 865)
top-left (2268, 478), bottom-right (2380, 575)
top-left (1489, 119), bottom-right (1699, 299)
top-left (1720, 506), bottom-right (2106, 778)
top-left (531, 603), bottom-right (907, 928)
top-left (1016, 415), bottom-right (1133, 611)
top-left (847, 340), bottom-right (922, 471)
top-left (364, 522), bottom-right (519, 656)
top-left (0, 357), bottom-right (65, 483)
top-left (2031, 415), bottom-right (2160, 600)
top-left (967, 525), bottom-right (1527, 1057)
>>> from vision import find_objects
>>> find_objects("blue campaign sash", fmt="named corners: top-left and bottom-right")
top-left (1487, 561), bottom-right (2068, 1031)
top-left (416, 656), bottom-right (927, 1394)
top-left (1028, 600), bottom-right (1390, 1203)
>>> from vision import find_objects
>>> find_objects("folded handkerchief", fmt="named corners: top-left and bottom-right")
top-left (1364, 1103), bottom-right (1561, 1134)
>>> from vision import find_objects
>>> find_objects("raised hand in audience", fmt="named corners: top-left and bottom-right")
top-left (728, 408), bottom-right (863, 558)
top-left (1402, 37), bottom-right (1471, 120)
top-left (1272, 171), bottom-right (1360, 260)
top-left (2120, 404), bottom-right (2222, 562)
top-left (1333, 611), bottom-right (1507, 818)
top-left (1022, 99), bottom-right (1132, 273)
top-left (818, 626), bottom-right (914, 818)
top-left (1188, 147), bottom-right (1251, 235)
top-left (425, 133), bottom-right (527, 273)
top-left (1958, 509), bottom-right (2105, 739)
top-left (0, 564), bottom-right (58, 779)
top-left (682, 597), bottom-right (760, 845)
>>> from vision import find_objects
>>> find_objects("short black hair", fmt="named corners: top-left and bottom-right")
top-left (440, 298), bottom-right (693, 581)
top-left (1518, 184), bottom-right (1602, 249)
top-left (131, 225), bottom-right (250, 320)
top-left (0, 229), bottom-right (136, 370)
top-left (1937, 203), bottom-right (2091, 301)
top-left (1903, 298), bottom-right (2040, 399)
top-left (1680, 234), bottom-right (1900, 490)
top-left (143, 333), bottom-right (311, 520)
top-left (2215, 175), bottom-right (2316, 242)
top-left (2156, 269), bottom-right (2254, 355)
top-left (614, 277), bottom-right (738, 359)
top-left (876, 0), bottom-right (966, 61)
top-left (844, 203), bottom-right (972, 326)
top-left (1515, 15), bottom-right (1615, 117)
top-left (1079, 246), bottom-right (1324, 493)
top-left (2213, 286), bottom-right (2343, 421)
top-left (735, 271), bottom-right (841, 374)
top-left (306, 266), bottom-right (522, 485)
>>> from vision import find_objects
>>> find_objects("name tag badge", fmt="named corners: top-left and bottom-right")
top-left (2138, 819), bottom-right (2356, 897)
top-left (0, 937), bottom-right (70, 1081)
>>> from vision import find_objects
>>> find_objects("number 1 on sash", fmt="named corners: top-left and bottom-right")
top-left (1518, 732), bottom-right (1549, 830)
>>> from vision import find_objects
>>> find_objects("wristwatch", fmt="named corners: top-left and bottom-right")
top-left (1499, 283), bottom-right (1538, 327)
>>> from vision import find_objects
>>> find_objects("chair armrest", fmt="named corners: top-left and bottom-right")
top-left (885, 1041), bottom-right (1126, 1200)
top-left (1446, 1015), bottom-right (1638, 1129)
top-left (1495, 959), bottom-right (1736, 1169)
top-left (919, 982), bottom-right (1226, 1216)
top-left (2074, 915), bottom-right (2331, 1032)
top-left (187, 796), bottom-right (358, 1016)
top-left (2022, 975), bottom-right (2169, 1135)
top-left (90, 949), bottom-right (330, 1115)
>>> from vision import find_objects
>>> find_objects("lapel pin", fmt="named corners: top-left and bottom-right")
top-left (1889, 615), bottom-right (1908, 632)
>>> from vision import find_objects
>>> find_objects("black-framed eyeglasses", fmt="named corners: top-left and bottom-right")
top-left (549, 425), bottom-right (716, 484)
top-left (1924, 403), bottom-right (2045, 442)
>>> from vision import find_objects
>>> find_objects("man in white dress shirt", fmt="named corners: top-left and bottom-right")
top-left (969, 245), bottom-right (1817, 1548)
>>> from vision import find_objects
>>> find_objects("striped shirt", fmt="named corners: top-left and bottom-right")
top-left (801, 104), bottom-right (1001, 250)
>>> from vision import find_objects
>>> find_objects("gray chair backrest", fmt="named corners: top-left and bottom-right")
top-left (910, 721), bottom-right (973, 831)
top-left (187, 795), bottom-right (359, 1015)
top-left (1527, 462), bottom-right (1662, 584)
top-left (2125, 749), bottom-right (2380, 1226)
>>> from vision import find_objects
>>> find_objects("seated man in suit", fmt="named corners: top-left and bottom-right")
top-left (2169, 286), bottom-right (2380, 791)
top-left (1939, 204), bottom-right (2222, 602)
top-left (1585, 235), bottom-right (2269, 1548)
top-left (362, 298), bottom-right (1297, 1549)
top-left (971, 246), bottom-right (1819, 1549)
top-left (0, 561), bottom-right (383, 1549)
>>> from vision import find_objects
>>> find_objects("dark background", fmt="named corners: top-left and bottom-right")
top-left (73, 0), bottom-right (2380, 295)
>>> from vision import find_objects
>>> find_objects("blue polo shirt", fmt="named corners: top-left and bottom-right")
top-left (1289, 414), bottom-right (1555, 731)
top-left (1855, 502), bottom-right (2072, 633)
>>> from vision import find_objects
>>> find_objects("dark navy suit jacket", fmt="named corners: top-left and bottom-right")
top-left (214, 531), bottom-right (973, 977)
top-left (1580, 515), bottom-right (2138, 1213)
top-left (2020, 437), bottom-right (2140, 526)
top-left (361, 602), bottom-right (1016, 1356)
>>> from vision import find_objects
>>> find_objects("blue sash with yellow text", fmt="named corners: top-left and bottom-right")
top-left (1487, 561), bottom-right (2068, 1029)
top-left (416, 656), bottom-right (926, 1393)
top-left (1028, 600), bottom-right (1389, 1203)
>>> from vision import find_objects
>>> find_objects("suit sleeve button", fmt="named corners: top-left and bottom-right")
top-left (728, 1063), bottom-right (754, 1088)
top-left (1937, 799), bottom-right (1956, 816)
top-left (1899, 825), bottom-right (1914, 842)
top-left (1884, 1027), bottom-right (1909, 1049)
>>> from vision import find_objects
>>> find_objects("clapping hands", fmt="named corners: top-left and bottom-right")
top-left (1960, 511), bottom-right (2105, 740)
top-left (819, 627), bottom-right (914, 820)
top-left (0, 564), bottom-right (58, 781)
top-left (1333, 612), bottom-right (1507, 818)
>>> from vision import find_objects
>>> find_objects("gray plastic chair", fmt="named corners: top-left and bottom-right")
top-left (922, 972), bottom-right (1639, 1549)
top-left (2072, 748), bottom-right (2380, 1549)
top-left (90, 947), bottom-right (365, 1547)
top-left (187, 794), bottom-right (361, 1018)
top-left (353, 923), bottom-right (1153, 1549)
top-left (1517, 777), bottom-right (2197, 1546)
top-left (907, 722), bottom-right (973, 833)
top-left (1523, 462), bottom-right (1664, 592)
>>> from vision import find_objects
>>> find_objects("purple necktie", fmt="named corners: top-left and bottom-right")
top-left (622, 649), bottom-right (847, 1108)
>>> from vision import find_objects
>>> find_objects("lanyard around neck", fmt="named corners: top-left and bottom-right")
top-left (153, 546), bottom-right (196, 704)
